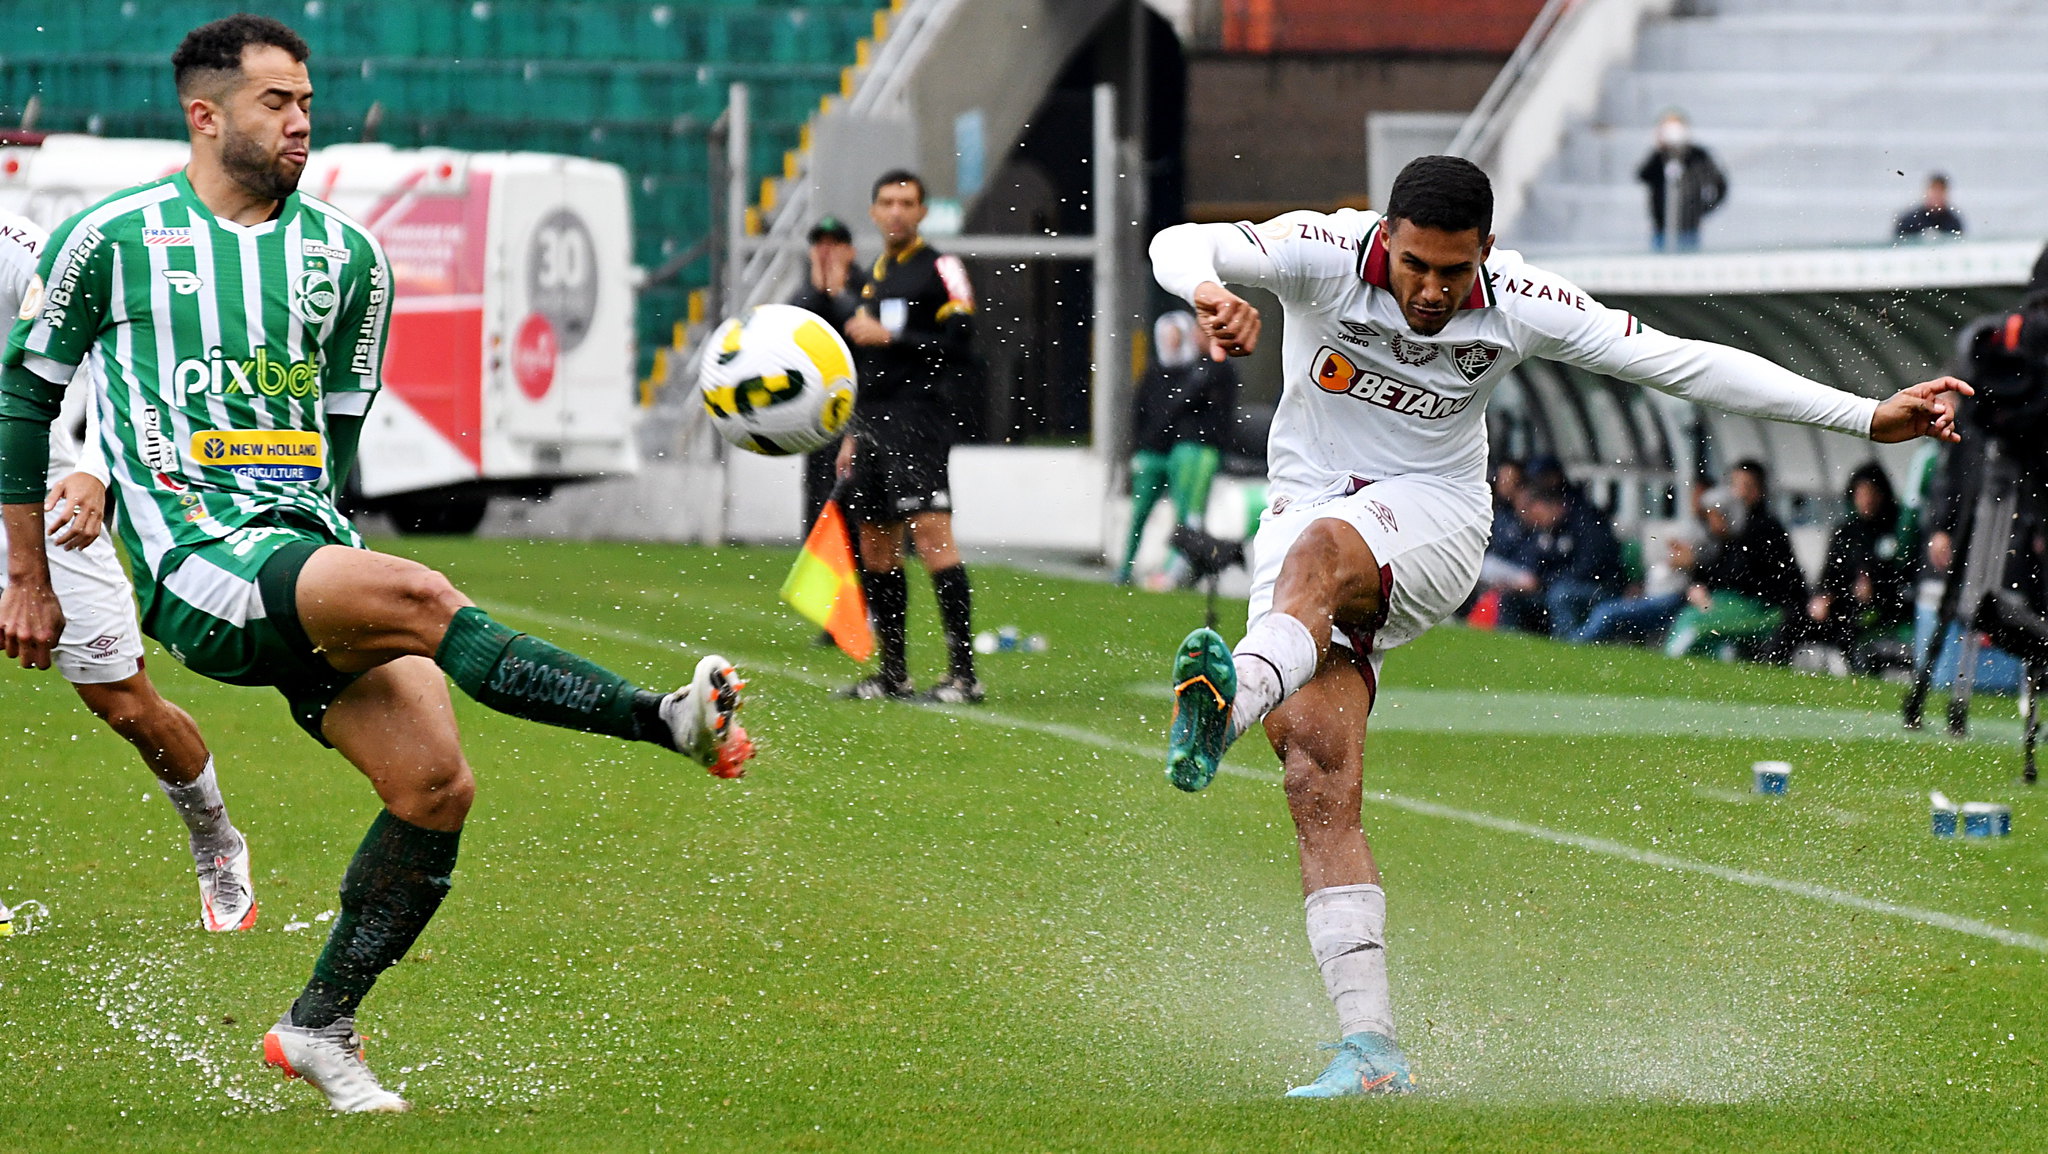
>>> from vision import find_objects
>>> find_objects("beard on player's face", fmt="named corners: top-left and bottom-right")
top-left (219, 110), bottom-right (304, 201)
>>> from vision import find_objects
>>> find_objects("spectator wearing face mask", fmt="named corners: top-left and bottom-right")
top-left (1637, 110), bottom-right (1727, 253)
top-left (1119, 311), bottom-right (1239, 585)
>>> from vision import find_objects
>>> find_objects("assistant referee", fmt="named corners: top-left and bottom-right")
top-left (835, 170), bottom-right (982, 703)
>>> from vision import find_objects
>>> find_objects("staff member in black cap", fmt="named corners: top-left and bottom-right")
top-left (789, 215), bottom-right (867, 537)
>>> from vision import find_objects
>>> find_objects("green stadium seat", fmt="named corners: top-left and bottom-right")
top-left (3, 0), bottom-right (885, 360)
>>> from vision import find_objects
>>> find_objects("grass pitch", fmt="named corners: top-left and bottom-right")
top-left (4, 537), bottom-right (2048, 1151)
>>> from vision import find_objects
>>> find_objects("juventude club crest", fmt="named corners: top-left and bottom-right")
top-left (1450, 341), bottom-right (1502, 383)
top-left (289, 268), bottom-right (339, 324)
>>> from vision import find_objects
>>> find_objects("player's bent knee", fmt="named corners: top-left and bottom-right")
top-left (1277, 737), bottom-right (1362, 822)
top-left (389, 761), bottom-right (475, 829)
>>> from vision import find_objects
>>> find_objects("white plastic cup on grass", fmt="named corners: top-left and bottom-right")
top-left (1751, 760), bottom-right (1791, 795)
top-left (1931, 791), bottom-right (1959, 838)
top-left (1962, 802), bottom-right (2011, 838)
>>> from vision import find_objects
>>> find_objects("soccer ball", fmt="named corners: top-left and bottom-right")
top-left (697, 303), bottom-right (858, 456)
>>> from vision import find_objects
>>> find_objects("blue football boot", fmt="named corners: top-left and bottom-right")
top-left (1284, 1032), bottom-right (1417, 1098)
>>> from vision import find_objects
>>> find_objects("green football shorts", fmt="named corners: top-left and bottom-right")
top-left (143, 523), bottom-right (362, 744)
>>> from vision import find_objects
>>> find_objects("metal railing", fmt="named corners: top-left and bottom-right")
top-left (1446, 0), bottom-right (1577, 167)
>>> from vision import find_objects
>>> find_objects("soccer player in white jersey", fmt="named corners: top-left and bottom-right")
top-left (1151, 156), bottom-right (1972, 1097)
top-left (0, 17), bottom-right (752, 1112)
top-left (0, 211), bottom-right (257, 932)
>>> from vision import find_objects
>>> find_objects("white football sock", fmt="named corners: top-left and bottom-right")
top-left (1305, 883), bottom-right (1395, 1041)
top-left (1228, 612), bottom-right (1320, 742)
top-left (158, 759), bottom-right (240, 862)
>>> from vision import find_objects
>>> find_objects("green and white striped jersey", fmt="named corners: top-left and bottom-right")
top-left (3, 171), bottom-right (390, 608)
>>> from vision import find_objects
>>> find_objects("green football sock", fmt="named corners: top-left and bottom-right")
top-left (435, 606), bottom-right (672, 747)
top-left (291, 809), bottom-right (460, 1029)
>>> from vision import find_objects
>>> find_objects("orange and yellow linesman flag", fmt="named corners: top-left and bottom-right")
top-left (780, 498), bottom-right (873, 662)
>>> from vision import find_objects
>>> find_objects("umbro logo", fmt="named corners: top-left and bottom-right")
top-left (163, 270), bottom-right (204, 295)
top-left (1335, 320), bottom-right (1379, 348)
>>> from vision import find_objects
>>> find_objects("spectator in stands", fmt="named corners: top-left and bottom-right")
top-left (1725, 456), bottom-right (1772, 520)
top-left (1894, 173), bottom-right (1965, 242)
top-left (1495, 480), bottom-right (1624, 636)
top-left (789, 215), bottom-right (866, 535)
top-left (1637, 110), bottom-right (1726, 253)
top-left (1475, 457), bottom-right (1529, 598)
top-left (1664, 483), bottom-right (1807, 659)
top-left (1801, 462), bottom-right (1914, 671)
top-left (1491, 457), bottom-right (1526, 541)
top-left (1118, 310), bottom-right (1237, 586)
top-left (1567, 530), bottom-right (1695, 647)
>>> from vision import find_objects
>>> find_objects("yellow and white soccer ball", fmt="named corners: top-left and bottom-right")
top-left (697, 303), bottom-right (858, 456)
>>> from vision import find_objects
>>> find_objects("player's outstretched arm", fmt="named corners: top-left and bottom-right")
top-left (1870, 376), bottom-right (1973, 443)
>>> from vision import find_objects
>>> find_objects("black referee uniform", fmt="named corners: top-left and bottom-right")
top-left (843, 236), bottom-right (979, 698)
top-left (845, 238), bottom-right (973, 523)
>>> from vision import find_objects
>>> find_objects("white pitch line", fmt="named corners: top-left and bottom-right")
top-left (491, 602), bottom-right (2048, 956)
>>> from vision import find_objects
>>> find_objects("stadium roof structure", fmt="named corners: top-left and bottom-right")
top-left (1545, 240), bottom-right (2036, 401)
top-left (1492, 241), bottom-right (2040, 519)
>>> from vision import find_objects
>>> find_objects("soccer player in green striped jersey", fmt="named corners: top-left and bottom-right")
top-left (0, 16), bottom-right (754, 1113)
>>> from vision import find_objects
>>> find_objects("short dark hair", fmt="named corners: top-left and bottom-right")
top-left (173, 15), bottom-right (309, 96)
top-left (1730, 458), bottom-right (1769, 490)
top-left (871, 169), bottom-right (925, 204)
top-left (1385, 155), bottom-right (1493, 237)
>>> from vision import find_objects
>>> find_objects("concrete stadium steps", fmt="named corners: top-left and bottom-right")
top-left (1710, 0), bottom-right (2031, 14)
top-left (1597, 73), bottom-right (2048, 134)
top-left (1516, 184), bottom-right (2044, 254)
top-left (1550, 130), bottom-right (2048, 189)
top-left (1512, 0), bottom-right (2048, 253)
top-left (1637, 16), bottom-right (2048, 73)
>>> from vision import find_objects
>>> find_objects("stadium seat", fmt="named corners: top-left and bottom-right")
top-left (0, 0), bottom-right (882, 362)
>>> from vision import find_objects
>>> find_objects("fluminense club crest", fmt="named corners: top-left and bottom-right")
top-left (1450, 341), bottom-right (1502, 383)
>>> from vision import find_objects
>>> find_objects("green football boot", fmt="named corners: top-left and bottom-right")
top-left (1167, 627), bottom-right (1236, 792)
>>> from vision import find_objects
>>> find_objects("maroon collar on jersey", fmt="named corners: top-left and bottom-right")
top-left (1357, 222), bottom-right (1493, 310)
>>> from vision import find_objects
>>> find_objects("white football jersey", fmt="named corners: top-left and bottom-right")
top-left (0, 209), bottom-right (102, 487)
top-left (1151, 208), bottom-right (1877, 514)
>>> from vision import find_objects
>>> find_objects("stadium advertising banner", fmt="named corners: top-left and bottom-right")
top-left (0, 135), bottom-right (638, 502)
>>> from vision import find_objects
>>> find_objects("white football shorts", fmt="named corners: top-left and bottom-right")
top-left (0, 511), bottom-right (146, 685)
top-left (1246, 472), bottom-right (1489, 692)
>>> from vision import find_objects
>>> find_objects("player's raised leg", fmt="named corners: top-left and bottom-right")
top-left (1167, 517), bottom-right (1382, 790)
top-left (70, 672), bottom-right (256, 931)
top-left (1265, 658), bottom-right (1413, 1097)
top-left (263, 656), bottom-right (469, 1113)
top-left (291, 546), bottom-right (750, 773)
